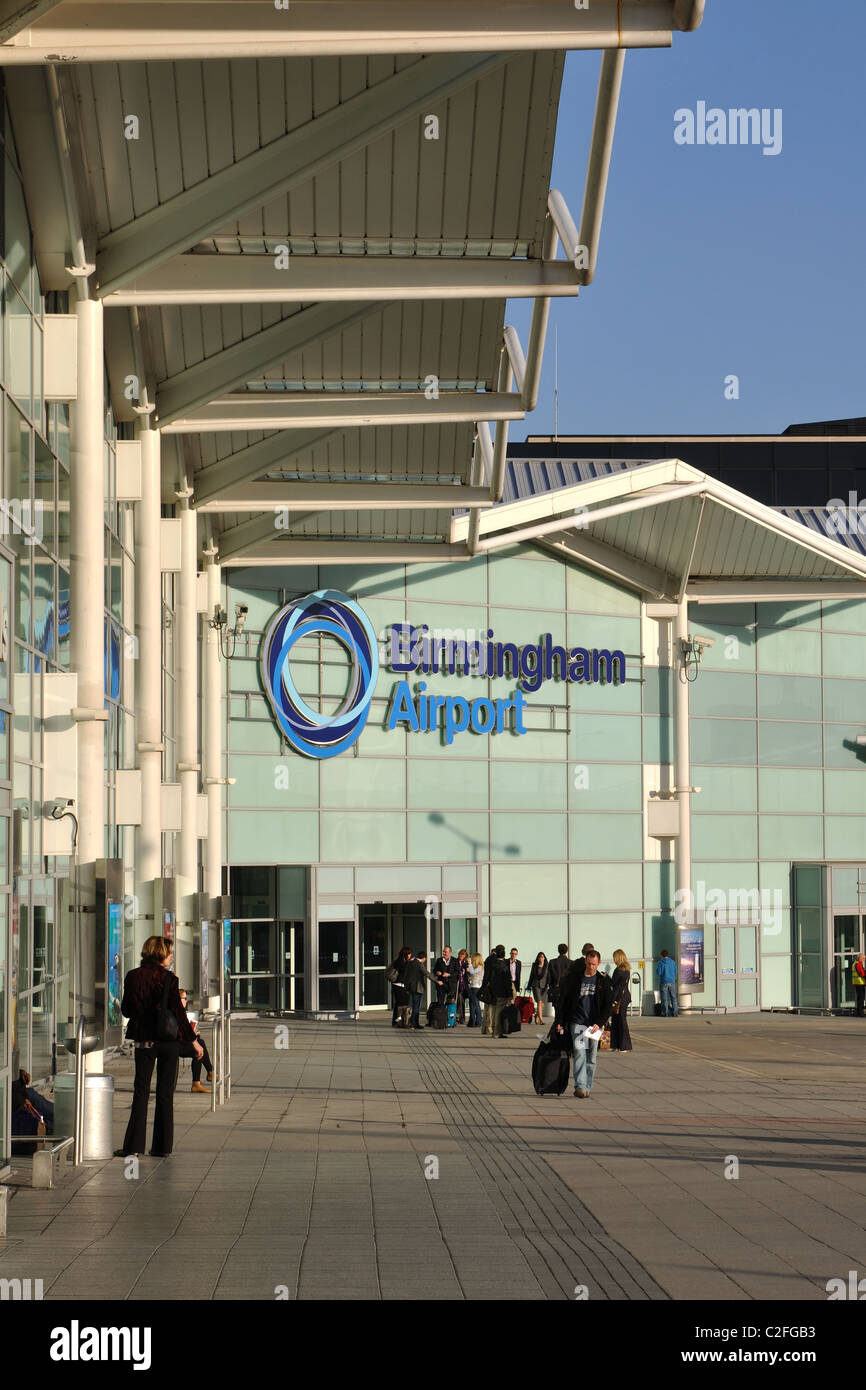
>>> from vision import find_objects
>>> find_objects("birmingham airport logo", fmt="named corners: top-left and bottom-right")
top-left (261, 589), bottom-right (378, 759)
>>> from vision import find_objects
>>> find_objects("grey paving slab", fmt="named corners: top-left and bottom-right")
top-left (5, 1012), bottom-right (866, 1300)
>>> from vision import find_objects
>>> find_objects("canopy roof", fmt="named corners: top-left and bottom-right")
top-left (4, 3), bottom-right (706, 568)
top-left (450, 458), bottom-right (866, 602)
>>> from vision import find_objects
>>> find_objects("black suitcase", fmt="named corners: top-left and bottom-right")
top-left (531, 1039), bottom-right (571, 1096)
top-left (427, 1002), bottom-right (447, 1030)
top-left (500, 1003), bottom-right (521, 1035)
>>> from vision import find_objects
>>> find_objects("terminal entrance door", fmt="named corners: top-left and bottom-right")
top-left (359, 903), bottom-right (427, 1008)
top-left (831, 913), bottom-right (865, 1010)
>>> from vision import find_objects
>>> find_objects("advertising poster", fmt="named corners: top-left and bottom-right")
top-left (679, 926), bottom-right (704, 987)
top-left (108, 901), bottom-right (122, 1026)
top-left (223, 917), bottom-right (231, 981)
top-left (163, 910), bottom-right (174, 942)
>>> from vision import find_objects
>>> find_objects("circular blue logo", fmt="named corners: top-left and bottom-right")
top-left (261, 590), bottom-right (379, 758)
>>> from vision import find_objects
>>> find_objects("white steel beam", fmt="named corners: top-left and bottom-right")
top-left (93, 53), bottom-right (510, 294)
top-left (577, 48), bottom-right (625, 286)
top-left (688, 581), bottom-right (866, 603)
top-left (538, 534), bottom-right (675, 598)
top-left (215, 513), bottom-right (299, 564)
top-left (102, 254), bottom-right (580, 306)
top-left (155, 303), bottom-right (384, 426)
top-left (476, 481), bottom-right (707, 553)
top-left (1, 2), bottom-right (693, 64)
top-left (198, 483), bottom-right (494, 513)
top-left (164, 392), bottom-right (524, 433)
top-left (0, 0), bottom-right (61, 42)
top-left (221, 540), bottom-right (471, 567)
top-left (193, 430), bottom-right (337, 508)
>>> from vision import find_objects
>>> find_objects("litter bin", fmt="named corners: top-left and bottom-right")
top-left (55, 1072), bottom-right (115, 1160)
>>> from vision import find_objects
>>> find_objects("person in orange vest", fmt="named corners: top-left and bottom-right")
top-left (852, 954), bottom-right (866, 1018)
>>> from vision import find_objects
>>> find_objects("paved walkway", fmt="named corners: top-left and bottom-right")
top-left (3, 1013), bottom-right (866, 1301)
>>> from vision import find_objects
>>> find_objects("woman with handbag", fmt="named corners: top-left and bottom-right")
top-left (388, 945), bottom-right (412, 1026)
top-left (527, 952), bottom-right (550, 1024)
top-left (609, 948), bottom-right (633, 1053)
top-left (114, 935), bottom-right (201, 1159)
top-left (467, 952), bottom-right (485, 1028)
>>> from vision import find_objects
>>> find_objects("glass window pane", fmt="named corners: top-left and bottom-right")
top-left (34, 438), bottom-right (55, 552)
top-left (57, 569), bottom-right (70, 668)
top-left (318, 921), bottom-right (354, 975)
top-left (0, 554), bottom-right (10, 702)
top-left (33, 558), bottom-right (54, 665)
top-left (57, 464), bottom-right (69, 563)
top-left (5, 281), bottom-right (32, 414)
top-left (4, 158), bottom-right (31, 301)
top-left (230, 866), bottom-right (274, 919)
top-left (318, 976), bottom-right (354, 1011)
top-left (719, 925), bottom-right (736, 974)
top-left (738, 977), bottom-right (758, 1006)
top-left (739, 926), bottom-right (757, 974)
top-left (33, 321), bottom-right (43, 424)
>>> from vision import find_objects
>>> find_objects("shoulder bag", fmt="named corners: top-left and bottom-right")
top-left (156, 972), bottom-right (180, 1042)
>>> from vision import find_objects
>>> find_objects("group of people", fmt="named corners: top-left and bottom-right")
top-left (388, 940), bottom-right (637, 1098)
top-left (113, 935), bottom-right (215, 1160)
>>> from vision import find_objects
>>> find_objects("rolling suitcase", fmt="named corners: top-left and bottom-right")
top-left (500, 1002), bottom-right (521, 1035)
top-left (427, 1002), bottom-right (447, 1030)
top-left (446, 1002), bottom-right (457, 1028)
top-left (531, 1038), bottom-right (571, 1096)
top-left (516, 995), bottom-right (534, 1024)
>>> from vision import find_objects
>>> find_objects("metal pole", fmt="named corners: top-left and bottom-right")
top-left (210, 1015), bottom-right (218, 1115)
top-left (135, 422), bottom-right (163, 891)
top-left (72, 1016), bottom-right (85, 1165)
top-left (204, 551), bottom-right (223, 900)
top-left (218, 921), bottom-right (226, 1106)
top-left (69, 296), bottom-right (104, 1034)
top-left (226, 1013), bottom-right (231, 1101)
top-left (177, 498), bottom-right (199, 891)
top-left (577, 48), bottom-right (626, 286)
top-left (674, 597), bottom-right (692, 932)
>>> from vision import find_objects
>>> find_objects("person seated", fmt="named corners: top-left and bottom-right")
top-left (10, 1069), bottom-right (54, 1154)
top-left (178, 988), bottom-right (214, 1093)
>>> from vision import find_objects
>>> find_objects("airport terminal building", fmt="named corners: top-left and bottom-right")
top-left (2, 0), bottom-right (866, 1173)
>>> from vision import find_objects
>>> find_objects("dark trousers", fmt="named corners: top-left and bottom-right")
top-left (409, 992), bottom-right (424, 1028)
top-left (122, 1042), bottom-right (179, 1155)
top-left (179, 1038), bottom-right (213, 1083)
top-left (468, 988), bottom-right (483, 1027)
top-left (856, 984), bottom-right (865, 1017)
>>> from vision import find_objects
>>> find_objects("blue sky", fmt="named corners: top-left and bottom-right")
top-left (508, 0), bottom-right (866, 437)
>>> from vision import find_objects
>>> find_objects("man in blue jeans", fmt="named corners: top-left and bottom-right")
top-left (657, 949), bottom-right (678, 1016)
top-left (553, 950), bottom-right (613, 1098)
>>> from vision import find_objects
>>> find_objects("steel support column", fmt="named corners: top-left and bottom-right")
top-left (134, 423), bottom-right (162, 891)
top-left (674, 596), bottom-right (692, 947)
top-left (204, 553), bottom-right (223, 900)
top-left (177, 499), bottom-right (198, 892)
top-left (69, 295), bottom-right (103, 1023)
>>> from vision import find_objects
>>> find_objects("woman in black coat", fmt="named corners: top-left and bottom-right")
top-left (527, 952), bottom-right (550, 1024)
top-left (114, 935), bottom-right (200, 1158)
top-left (389, 945), bottom-right (412, 1025)
top-left (609, 948), bottom-right (633, 1052)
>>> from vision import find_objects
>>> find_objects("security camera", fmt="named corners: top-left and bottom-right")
top-left (234, 603), bottom-right (249, 635)
top-left (691, 634), bottom-right (715, 650)
top-left (48, 797), bottom-right (74, 819)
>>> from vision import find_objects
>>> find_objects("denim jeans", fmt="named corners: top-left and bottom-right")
top-left (571, 1023), bottom-right (600, 1092)
top-left (409, 992), bottom-right (424, 1028)
top-left (660, 982), bottom-right (678, 1016)
top-left (468, 988), bottom-right (483, 1027)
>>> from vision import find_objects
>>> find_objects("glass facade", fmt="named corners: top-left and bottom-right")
top-left (223, 560), bottom-right (866, 1017)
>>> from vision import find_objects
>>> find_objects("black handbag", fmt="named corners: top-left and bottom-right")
top-left (156, 972), bottom-right (179, 1042)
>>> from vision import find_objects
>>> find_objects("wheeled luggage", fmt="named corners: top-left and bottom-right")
top-left (531, 1038), bottom-right (571, 1096)
top-left (427, 1002), bottom-right (447, 1030)
top-left (446, 1002), bottom-right (457, 1028)
top-left (500, 1002), bottom-right (521, 1035)
top-left (516, 995), bottom-right (534, 1024)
